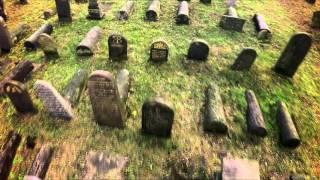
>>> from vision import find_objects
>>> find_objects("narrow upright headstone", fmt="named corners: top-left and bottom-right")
top-left (0, 17), bottom-right (13, 53)
top-left (38, 33), bottom-right (59, 59)
top-left (0, 0), bottom-right (7, 21)
top-left (55, 0), bottom-right (72, 23)
top-left (150, 40), bottom-right (169, 62)
top-left (87, 0), bottom-right (105, 20)
top-left (88, 70), bottom-right (126, 128)
top-left (187, 39), bottom-right (210, 61)
top-left (222, 158), bottom-right (260, 180)
top-left (252, 14), bottom-right (272, 40)
top-left (231, 48), bottom-right (257, 71)
top-left (274, 33), bottom-right (312, 77)
top-left (34, 80), bottom-right (74, 120)
top-left (176, 1), bottom-right (189, 25)
top-left (4, 80), bottom-right (36, 114)
top-left (220, 7), bottom-right (246, 32)
top-left (311, 11), bottom-right (320, 28)
top-left (76, 26), bottom-right (103, 56)
top-left (142, 97), bottom-right (174, 137)
top-left (108, 33), bottom-right (128, 61)
top-left (146, 0), bottom-right (160, 22)
top-left (118, 1), bottom-right (134, 20)
top-left (24, 24), bottom-right (53, 51)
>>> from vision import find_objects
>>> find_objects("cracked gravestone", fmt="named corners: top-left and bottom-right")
top-left (150, 40), bottom-right (169, 62)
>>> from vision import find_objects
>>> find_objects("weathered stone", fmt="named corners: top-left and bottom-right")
top-left (118, 1), bottom-right (134, 20)
top-left (222, 158), bottom-right (260, 180)
top-left (0, 17), bottom-right (13, 53)
top-left (0, 0), bottom-right (7, 21)
top-left (252, 14), bottom-right (272, 40)
top-left (150, 40), bottom-right (169, 62)
top-left (76, 26), bottom-right (102, 56)
top-left (146, 0), bottom-right (160, 22)
top-left (34, 80), bottom-right (74, 120)
top-left (203, 84), bottom-right (228, 134)
top-left (231, 48), bottom-right (257, 71)
top-left (116, 69), bottom-right (130, 104)
top-left (274, 32), bottom-right (312, 77)
top-left (55, 0), bottom-right (72, 23)
top-left (24, 24), bottom-right (53, 51)
top-left (88, 70), bottom-right (126, 128)
top-left (83, 151), bottom-right (128, 180)
top-left (142, 97), bottom-right (174, 137)
top-left (276, 101), bottom-right (301, 148)
top-left (176, 1), bottom-right (189, 25)
top-left (187, 39), bottom-right (210, 61)
top-left (4, 80), bottom-right (36, 114)
top-left (10, 23), bottom-right (30, 44)
top-left (43, 9), bottom-right (56, 20)
top-left (38, 33), bottom-right (59, 59)
top-left (62, 69), bottom-right (88, 106)
top-left (220, 7), bottom-right (246, 32)
top-left (87, 0), bottom-right (105, 20)
top-left (108, 33), bottom-right (128, 61)
top-left (311, 11), bottom-right (320, 28)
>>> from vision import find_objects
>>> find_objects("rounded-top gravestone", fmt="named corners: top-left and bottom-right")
top-left (150, 40), bottom-right (169, 62)
top-left (231, 48), bottom-right (257, 71)
top-left (108, 33), bottom-right (128, 61)
top-left (187, 39), bottom-right (210, 61)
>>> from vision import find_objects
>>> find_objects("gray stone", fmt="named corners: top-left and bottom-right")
top-left (76, 26), bottom-right (102, 56)
top-left (87, 0), bottom-right (105, 20)
top-left (116, 69), bottom-right (130, 104)
top-left (150, 40), bottom-right (169, 62)
top-left (24, 24), bottom-right (53, 51)
top-left (176, 1), bottom-right (189, 25)
top-left (220, 7), bottom-right (246, 32)
top-left (38, 33), bottom-right (59, 59)
top-left (34, 80), bottom-right (74, 120)
top-left (222, 158), bottom-right (260, 180)
top-left (311, 11), bottom-right (320, 28)
top-left (0, 17), bottom-right (12, 53)
top-left (108, 33), bottom-right (128, 61)
top-left (55, 0), bottom-right (72, 22)
top-left (118, 1), bottom-right (134, 20)
top-left (231, 48), bottom-right (257, 71)
top-left (252, 14), bottom-right (272, 41)
top-left (187, 39), bottom-right (210, 61)
top-left (146, 0), bottom-right (160, 22)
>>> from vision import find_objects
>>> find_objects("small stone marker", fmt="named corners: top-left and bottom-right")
top-left (150, 40), bottom-right (169, 62)
top-left (142, 97), bottom-right (174, 137)
top-left (116, 69), bottom-right (130, 103)
top-left (146, 0), bottom-right (160, 22)
top-left (87, 0), bottom-right (105, 20)
top-left (55, 0), bottom-right (72, 23)
top-left (222, 158), bottom-right (260, 180)
top-left (204, 84), bottom-right (228, 134)
top-left (276, 101), bottom-right (301, 148)
top-left (0, 17), bottom-right (13, 53)
top-left (118, 1), bottom-right (134, 20)
top-left (274, 32), bottom-right (312, 77)
top-left (88, 70), bottom-right (126, 128)
top-left (311, 11), bottom-right (320, 28)
top-left (252, 14), bottom-right (272, 40)
top-left (4, 80), bottom-right (36, 114)
top-left (0, 0), bottom-right (7, 21)
top-left (34, 80), bottom-right (74, 120)
top-left (231, 48), bottom-right (257, 71)
top-left (187, 39), bottom-right (210, 61)
top-left (38, 33), bottom-right (59, 59)
top-left (43, 9), bottom-right (56, 20)
top-left (76, 26), bottom-right (102, 56)
top-left (220, 7), bottom-right (246, 32)
top-left (176, 1), bottom-right (189, 25)
top-left (108, 33), bottom-right (128, 61)
top-left (24, 24), bottom-right (53, 51)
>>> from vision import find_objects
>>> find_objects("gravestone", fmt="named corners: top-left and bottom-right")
top-left (220, 7), bottom-right (246, 32)
top-left (38, 33), bottom-right (59, 59)
top-left (146, 0), bottom-right (160, 22)
top-left (0, 17), bottom-right (12, 53)
top-left (142, 97), bottom-right (174, 137)
top-left (76, 26), bottom-right (102, 56)
top-left (0, 0), bottom-right (7, 21)
top-left (311, 11), bottom-right (320, 28)
top-left (226, 0), bottom-right (237, 7)
top-left (108, 34), bottom-right (128, 61)
top-left (118, 1), bottom-right (134, 20)
top-left (34, 80), bottom-right (74, 120)
top-left (252, 14), bottom-right (272, 40)
top-left (55, 0), bottom-right (72, 22)
top-left (87, 0), bottom-right (105, 20)
top-left (88, 70), bottom-right (126, 128)
top-left (187, 39), bottom-right (210, 61)
top-left (4, 80), bottom-right (36, 114)
top-left (231, 48), bottom-right (257, 71)
top-left (200, 0), bottom-right (211, 4)
top-left (116, 69), bottom-right (130, 103)
top-left (24, 24), bottom-right (53, 51)
top-left (176, 1), bottom-right (189, 25)
top-left (274, 33), bottom-right (312, 77)
top-left (150, 40), bottom-right (169, 62)
top-left (222, 158), bottom-right (260, 180)
top-left (43, 9), bottom-right (56, 20)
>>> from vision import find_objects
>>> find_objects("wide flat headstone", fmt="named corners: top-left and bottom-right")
top-left (0, 17), bottom-right (12, 53)
top-left (88, 70), bottom-right (126, 128)
top-left (4, 80), bottom-right (36, 114)
top-left (0, 0), bottom-right (7, 21)
top-left (87, 0), bottom-right (105, 20)
top-left (142, 97), bottom-right (174, 137)
top-left (187, 39), bottom-right (210, 61)
top-left (311, 11), bottom-right (320, 28)
top-left (118, 1), bottom-right (134, 20)
top-left (231, 48), bottom-right (257, 71)
top-left (222, 158), bottom-right (260, 180)
top-left (176, 1), bottom-right (189, 25)
top-left (108, 34), bottom-right (128, 61)
top-left (274, 32), bottom-right (312, 77)
top-left (55, 0), bottom-right (72, 23)
top-left (76, 26), bottom-right (102, 56)
top-left (38, 33), bottom-right (59, 59)
top-left (24, 24), bottom-right (53, 51)
top-left (146, 0), bottom-right (160, 22)
top-left (220, 7), bottom-right (246, 32)
top-left (150, 40), bottom-right (169, 62)
top-left (34, 80), bottom-right (73, 120)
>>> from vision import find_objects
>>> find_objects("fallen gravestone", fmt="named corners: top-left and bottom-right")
top-left (118, 1), bottom-right (134, 20)
top-left (274, 32), bottom-right (312, 77)
top-left (142, 97), bottom-right (174, 137)
top-left (204, 84), bottom-right (228, 134)
top-left (245, 90), bottom-right (267, 137)
top-left (87, 0), bottom-right (105, 20)
top-left (116, 69), bottom-right (130, 103)
top-left (4, 80), bottom-right (36, 114)
top-left (34, 80), bottom-right (74, 120)
top-left (187, 39), bottom-right (210, 61)
top-left (222, 158), bottom-right (260, 180)
top-left (176, 1), bottom-right (189, 25)
top-left (76, 26), bottom-right (103, 56)
top-left (62, 69), bottom-right (88, 106)
top-left (10, 23), bottom-right (31, 44)
top-left (231, 48), bottom-right (257, 71)
top-left (0, 0), bottom-right (7, 21)
top-left (88, 70), bottom-right (127, 128)
top-left (150, 40), bottom-right (169, 62)
top-left (311, 11), bottom-right (320, 28)
top-left (108, 33), bottom-right (128, 61)
top-left (146, 0), bottom-right (160, 22)
top-left (24, 23), bottom-right (53, 51)
top-left (220, 7), bottom-right (246, 32)
top-left (276, 101), bottom-right (301, 148)
top-left (252, 14), bottom-right (272, 41)
top-left (55, 0), bottom-right (72, 23)
top-left (38, 33), bottom-right (59, 59)
top-left (0, 17), bottom-right (13, 53)
top-left (43, 9), bottom-right (57, 20)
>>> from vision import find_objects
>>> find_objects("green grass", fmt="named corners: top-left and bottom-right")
top-left (1, 0), bottom-right (320, 179)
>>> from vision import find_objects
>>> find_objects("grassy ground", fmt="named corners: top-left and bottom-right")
top-left (0, 0), bottom-right (320, 179)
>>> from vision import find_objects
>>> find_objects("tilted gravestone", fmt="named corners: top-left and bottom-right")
top-left (220, 7), bottom-right (246, 32)
top-left (76, 26), bottom-right (103, 56)
top-left (24, 24), bottom-right (53, 51)
top-left (87, 0), bottom-right (105, 20)
top-left (118, 1), bottom-right (134, 20)
top-left (187, 39), bottom-right (210, 61)
top-left (88, 70), bottom-right (126, 128)
top-left (108, 33), bottom-right (128, 61)
top-left (150, 40), bottom-right (169, 62)
top-left (222, 158), bottom-right (260, 180)
top-left (231, 48), bottom-right (257, 71)
top-left (55, 0), bottom-right (72, 23)
top-left (142, 97), bottom-right (174, 137)
top-left (4, 80), bottom-right (36, 114)
top-left (34, 80), bottom-right (74, 120)
top-left (274, 32), bottom-right (312, 77)
top-left (0, 0), bottom-right (7, 21)
top-left (311, 11), bottom-right (320, 28)
top-left (38, 33), bottom-right (59, 59)
top-left (252, 14), bottom-right (272, 41)
top-left (176, 1), bottom-right (189, 25)
top-left (146, 0), bottom-right (160, 22)
top-left (0, 17), bottom-right (13, 53)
